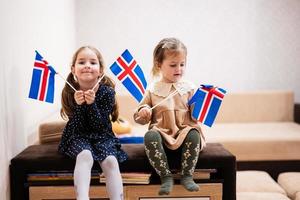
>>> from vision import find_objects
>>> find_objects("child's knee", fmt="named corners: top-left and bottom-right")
top-left (78, 149), bottom-right (93, 158)
top-left (101, 155), bottom-right (119, 170)
top-left (144, 130), bottom-right (162, 145)
top-left (76, 149), bottom-right (93, 165)
top-left (185, 129), bottom-right (200, 143)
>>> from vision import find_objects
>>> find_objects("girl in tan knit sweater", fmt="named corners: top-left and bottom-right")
top-left (134, 38), bottom-right (205, 195)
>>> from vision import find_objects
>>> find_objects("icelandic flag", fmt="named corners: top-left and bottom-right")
top-left (110, 49), bottom-right (147, 102)
top-left (28, 51), bottom-right (57, 103)
top-left (188, 85), bottom-right (226, 127)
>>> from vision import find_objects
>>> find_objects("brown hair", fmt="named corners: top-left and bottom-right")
top-left (60, 46), bottom-right (119, 121)
top-left (152, 37), bottom-right (187, 77)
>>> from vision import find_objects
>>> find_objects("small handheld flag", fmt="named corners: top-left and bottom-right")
top-left (28, 51), bottom-right (57, 103)
top-left (110, 49), bottom-right (147, 102)
top-left (188, 85), bottom-right (226, 127)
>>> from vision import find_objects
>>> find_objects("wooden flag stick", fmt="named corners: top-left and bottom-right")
top-left (92, 74), bottom-right (105, 91)
top-left (56, 72), bottom-right (77, 92)
top-left (136, 89), bottom-right (178, 120)
top-left (57, 73), bottom-right (105, 93)
top-left (150, 89), bottom-right (178, 111)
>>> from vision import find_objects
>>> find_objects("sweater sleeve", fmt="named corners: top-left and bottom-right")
top-left (133, 90), bottom-right (152, 125)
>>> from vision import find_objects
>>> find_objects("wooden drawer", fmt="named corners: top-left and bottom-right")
top-left (125, 183), bottom-right (222, 200)
top-left (29, 183), bottom-right (222, 200)
top-left (29, 186), bottom-right (108, 200)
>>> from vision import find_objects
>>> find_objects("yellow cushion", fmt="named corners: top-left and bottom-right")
top-left (112, 117), bottom-right (132, 135)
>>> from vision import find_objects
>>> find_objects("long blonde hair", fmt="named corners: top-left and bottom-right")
top-left (152, 37), bottom-right (187, 77)
top-left (60, 46), bottom-right (119, 121)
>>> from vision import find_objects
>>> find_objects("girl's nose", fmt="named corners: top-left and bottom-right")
top-left (85, 63), bottom-right (91, 68)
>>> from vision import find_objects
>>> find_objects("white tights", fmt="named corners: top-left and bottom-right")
top-left (74, 150), bottom-right (123, 200)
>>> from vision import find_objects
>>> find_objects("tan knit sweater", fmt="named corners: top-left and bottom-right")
top-left (134, 80), bottom-right (205, 150)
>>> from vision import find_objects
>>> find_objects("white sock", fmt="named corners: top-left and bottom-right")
top-left (100, 156), bottom-right (123, 200)
top-left (74, 150), bottom-right (94, 200)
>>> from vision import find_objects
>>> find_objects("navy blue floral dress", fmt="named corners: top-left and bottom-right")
top-left (58, 84), bottom-right (128, 163)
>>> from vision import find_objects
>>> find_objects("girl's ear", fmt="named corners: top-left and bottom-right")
top-left (71, 66), bottom-right (78, 82)
top-left (155, 61), bottom-right (161, 68)
top-left (99, 68), bottom-right (104, 74)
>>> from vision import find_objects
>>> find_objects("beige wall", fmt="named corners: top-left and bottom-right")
top-left (0, 0), bottom-right (76, 199)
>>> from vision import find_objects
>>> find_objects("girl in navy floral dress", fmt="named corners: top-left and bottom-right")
top-left (59, 46), bottom-right (127, 200)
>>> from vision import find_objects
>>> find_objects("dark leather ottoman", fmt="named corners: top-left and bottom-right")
top-left (10, 143), bottom-right (236, 200)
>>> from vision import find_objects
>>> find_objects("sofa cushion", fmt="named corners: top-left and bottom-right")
top-left (39, 121), bottom-right (66, 144)
top-left (237, 171), bottom-right (286, 194)
top-left (39, 121), bottom-right (147, 144)
top-left (215, 91), bottom-right (294, 123)
top-left (204, 122), bottom-right (300, 161)
top-left (237, 192), bottom-right (291, 200)
top-left (278, 172), bottom-right (300, 200)
top-left (117, 91), bottom-right (294, 124)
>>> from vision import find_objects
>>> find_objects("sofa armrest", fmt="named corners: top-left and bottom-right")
top-left (39, 121), bottom-right (66, 144)
top-left (294, 103), bottom-right (300, 124)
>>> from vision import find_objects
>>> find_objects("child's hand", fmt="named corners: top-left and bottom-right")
top-left (74, 90), bottom-right (85, 105)
top-left (84, 89), bottom-right (96, 105)
top-left (138, 107), bottom-right (152, 121)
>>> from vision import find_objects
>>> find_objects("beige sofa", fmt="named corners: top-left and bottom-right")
top-left (39, 90), bottom-right (300, 175)
top-left (204, 90), bottom-right (300, 162)
top-left (113, 90), bottom-right (300, 180)
top-left (116, 90), bottom-right (300, 161)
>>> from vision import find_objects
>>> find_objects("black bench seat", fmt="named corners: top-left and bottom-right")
top-left (10, 143), bottom-right (236, 200)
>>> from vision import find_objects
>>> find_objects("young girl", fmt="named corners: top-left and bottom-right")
top-left (134, 38), bottom-right (205, 195)
top-left (59, 46), bottom-right (128, 200)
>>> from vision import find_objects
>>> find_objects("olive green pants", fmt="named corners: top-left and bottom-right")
top-left (144, 129), bottom-right (201, 177)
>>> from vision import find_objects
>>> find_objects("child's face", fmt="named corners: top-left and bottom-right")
top-left (159, 51), bottom-right (186, 83)
top-left (72, 48), bottom-right (100, 84)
